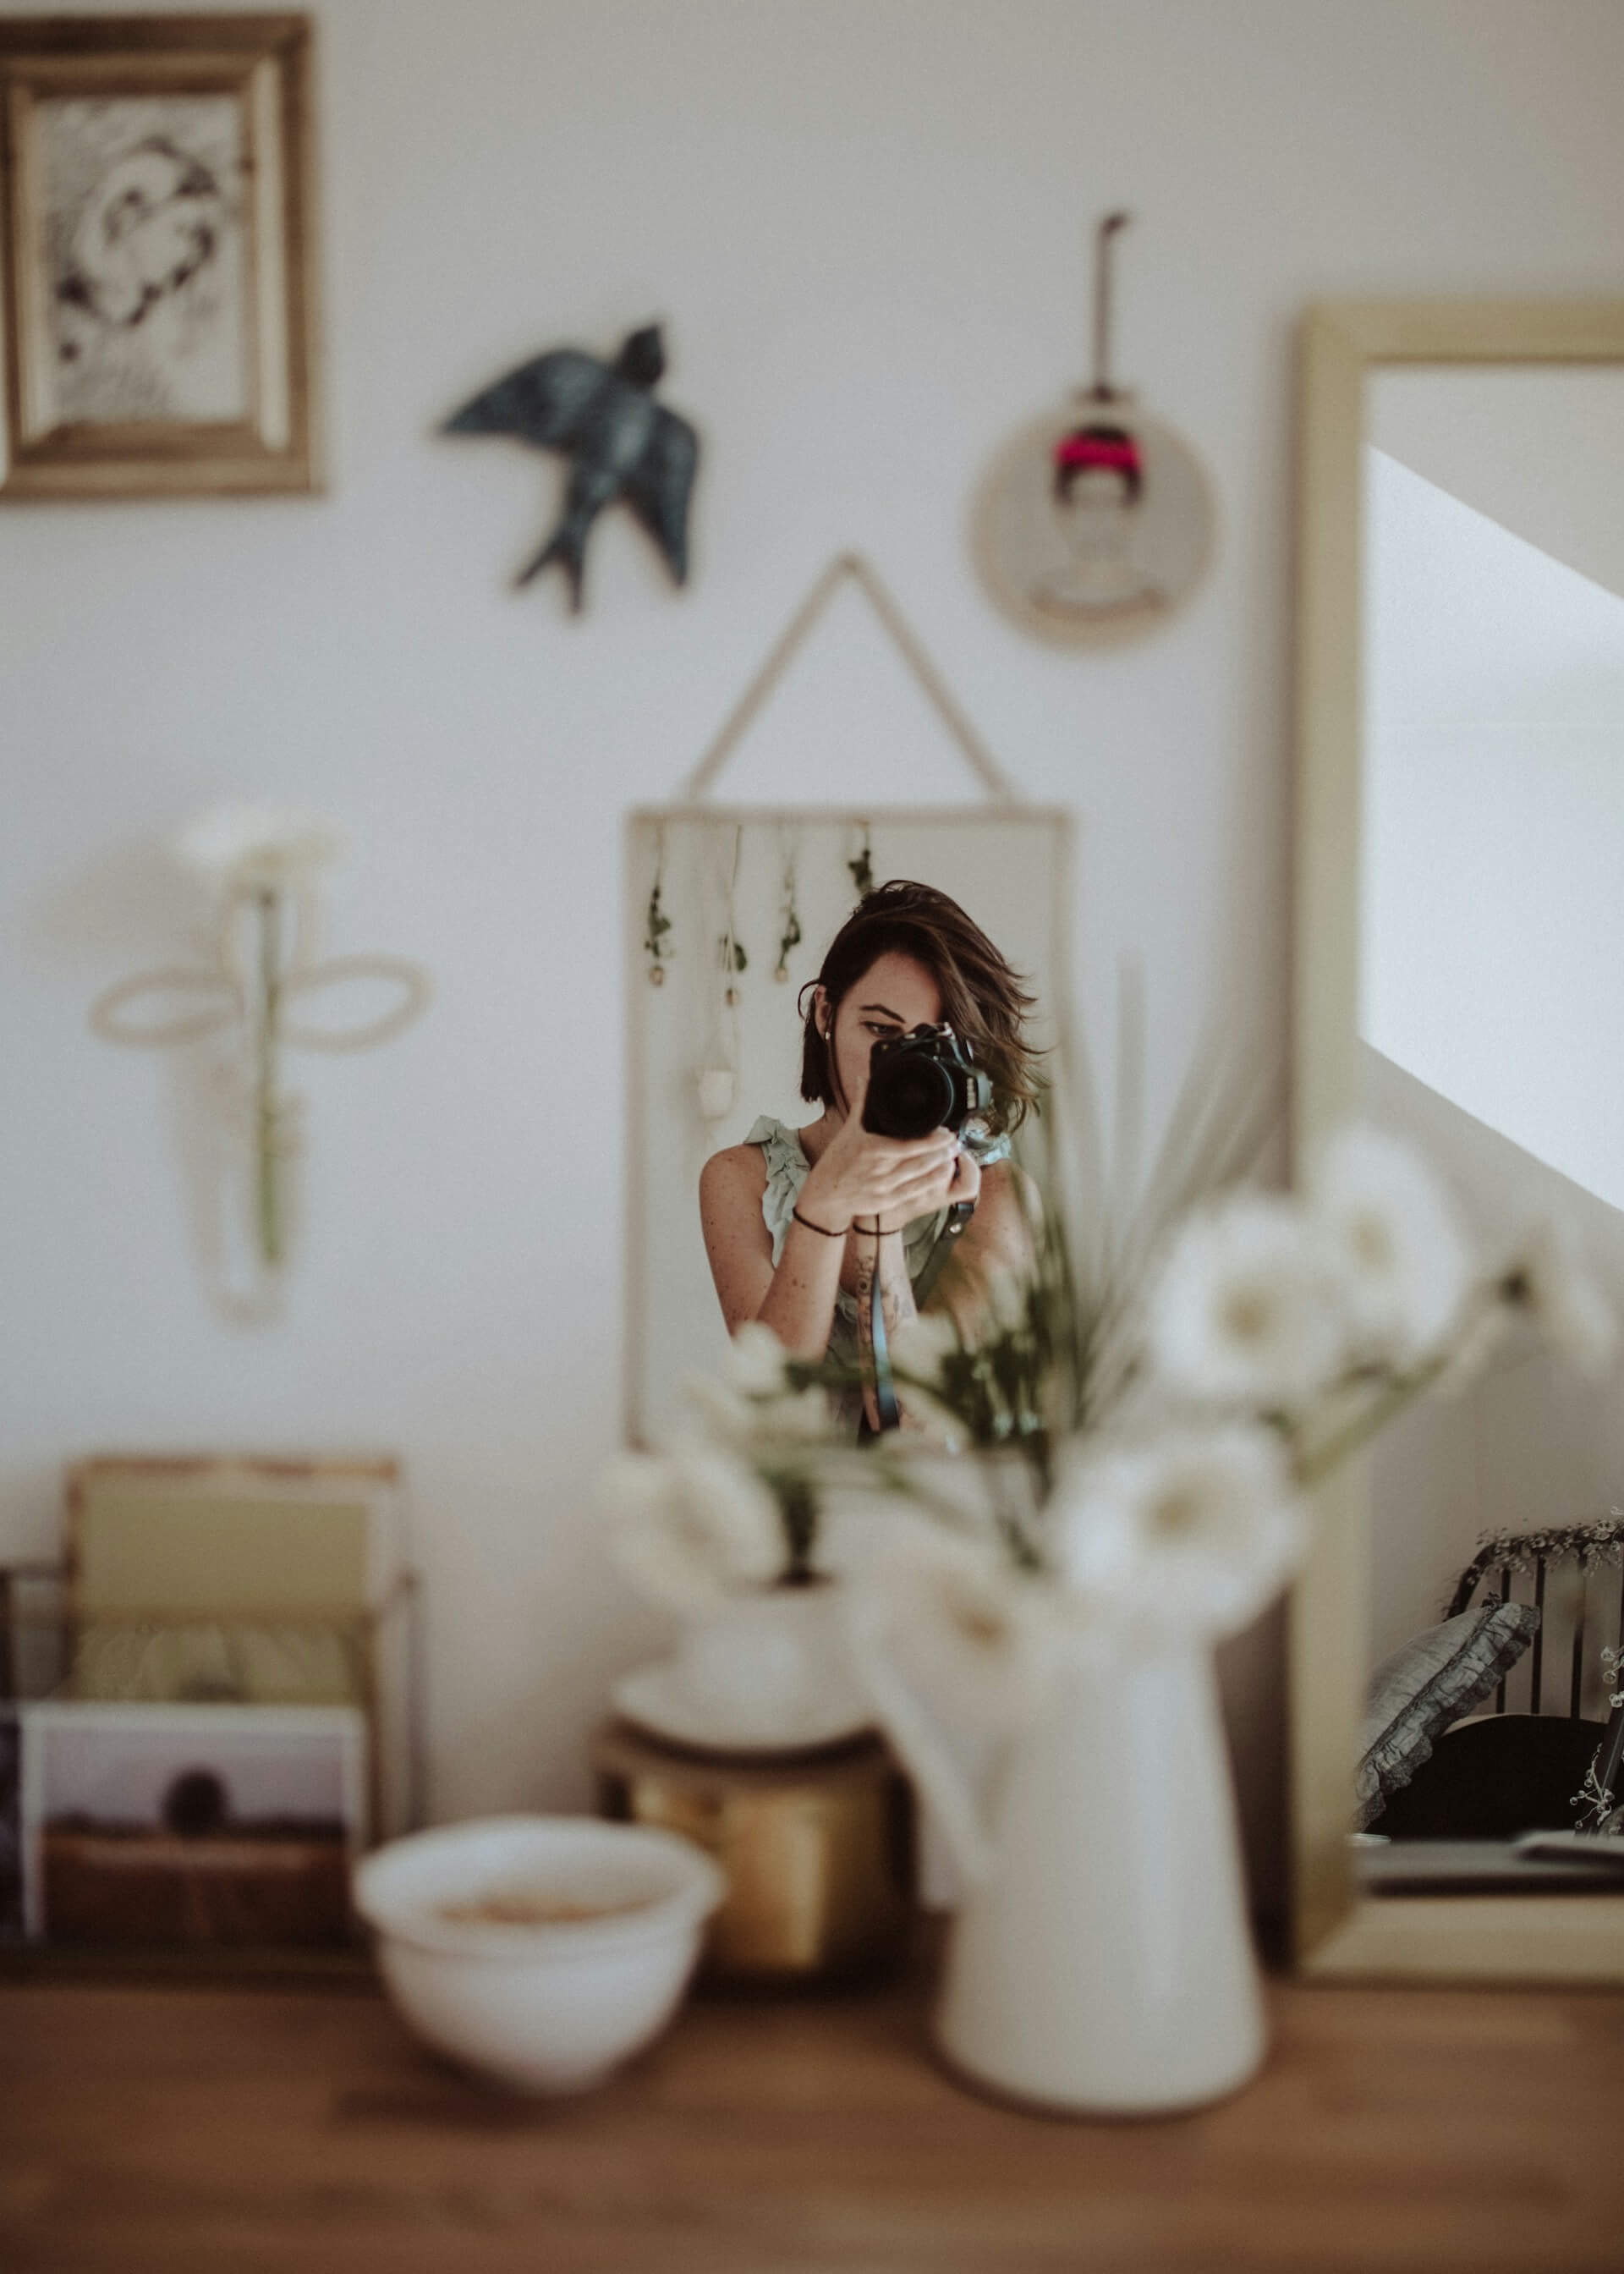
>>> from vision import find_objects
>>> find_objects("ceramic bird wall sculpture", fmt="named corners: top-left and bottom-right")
top-left (443, 322), bottom-right (700, 611)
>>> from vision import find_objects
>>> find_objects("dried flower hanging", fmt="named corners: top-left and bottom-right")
top-left (645, 827), bottom-right (673, 986)
top-left (717, 823), bottom-right (747, 1008)
top-left (774, 827), bottom-right (802, 982)
top-left (696, 823), bottom-right (745, 1123)
top-left (848, 821), bottom-right (874, 901)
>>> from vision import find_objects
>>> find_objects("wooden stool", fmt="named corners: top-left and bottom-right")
top-left (591, 1721), bottom-right (915, 1985)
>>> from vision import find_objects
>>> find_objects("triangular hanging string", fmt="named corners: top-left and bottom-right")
top-left (681, 552), bottom-right (1022, 805)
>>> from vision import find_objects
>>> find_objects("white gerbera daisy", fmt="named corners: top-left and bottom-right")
top-left (680, 1325), bottom-right (832, 1449)
top-left (1052, 1426), bottom-right (1303, 1640)
top-left (175, 805), bottom-right (347, 890)
top-left (597, 1447), bottom-right (786, 1611)
top-left (847, 1511), bottom-right (1062, 1732)
top-left (889, 1311), bottom-right (961, 1383)
top-left (749, 1383), bottom-right (835, 1443)
top-left (1309, 1124), bottom-right (1471, 1368)
top-left (1500, 1220), bottom-right (1618, 1380)
top-left (724, 1321), bottom-right (793, 1398)
top-left (979, 1267), bottom-right (1034, 1339)
top-left (677, 1372), bottom-right (755, 1447)
top-left (1145, 1193), bottom-right (1346, 1409)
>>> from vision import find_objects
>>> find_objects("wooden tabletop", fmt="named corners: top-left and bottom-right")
top-left (3, 1964), bottom-right (1624, 2273)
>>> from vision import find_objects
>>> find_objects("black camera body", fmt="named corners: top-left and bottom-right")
top-left (862, 1022), bottom-right (993, 1144)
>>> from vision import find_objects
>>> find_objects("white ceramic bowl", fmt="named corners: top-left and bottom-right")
top-left (353, 1815), bottom-right (725, 2095)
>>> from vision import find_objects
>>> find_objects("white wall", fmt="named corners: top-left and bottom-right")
top-left (6, 0), bottom-right (1624, 1906)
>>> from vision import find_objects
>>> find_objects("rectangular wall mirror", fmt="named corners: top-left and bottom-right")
top-left (624, 804), bottom-right (1072, 1447)
top-left (1292, 299), bottom-right (1624, 1980)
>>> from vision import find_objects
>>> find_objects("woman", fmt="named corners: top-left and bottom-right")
top-left (699, 879), bottom-right (1040, 1433)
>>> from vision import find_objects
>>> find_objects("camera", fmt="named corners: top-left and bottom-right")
top-left (862, 1023), bottom-right (993, 1145)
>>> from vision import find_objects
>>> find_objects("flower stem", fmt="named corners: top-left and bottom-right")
top-left (255, 888), bottom-right (283, 1267)
top-left (1292, 1353), bottom-right (1449, 1488)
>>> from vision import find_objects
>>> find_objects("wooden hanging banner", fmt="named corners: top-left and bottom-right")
top-left (681, 552), bottom-right (1021, 806)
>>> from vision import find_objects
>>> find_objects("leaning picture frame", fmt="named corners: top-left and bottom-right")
top-left (0, 12), bottom-right (319, 498)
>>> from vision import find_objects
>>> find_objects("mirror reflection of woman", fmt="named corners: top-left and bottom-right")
top-left (700, 881), bottom-right (1040, 1436)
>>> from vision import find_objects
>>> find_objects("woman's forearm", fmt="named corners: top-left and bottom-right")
top-left (752, 1215), bottom-right (850, 1361)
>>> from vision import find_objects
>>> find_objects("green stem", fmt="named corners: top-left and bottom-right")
top-left (255, 889), bottom-right (283, 1267)
top-left (1292, 1352), bottom-right (1449, 1489)
top-left (1292, 1281), bottom-right (1511, 1490)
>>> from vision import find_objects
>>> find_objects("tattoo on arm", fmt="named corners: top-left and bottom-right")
top-left (855, 1228), bottom-right (919, 1432)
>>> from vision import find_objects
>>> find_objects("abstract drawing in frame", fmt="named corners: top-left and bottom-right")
top-left (0, 14), bottom-right (319, 497)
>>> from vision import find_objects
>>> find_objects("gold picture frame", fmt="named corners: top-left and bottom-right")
top-left (0, 13), bottom-right (319, 498)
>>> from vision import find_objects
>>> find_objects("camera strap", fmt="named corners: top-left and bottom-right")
top-left (871, 1191), bottom-right (979, 1431)
top-left (870, 1270), bottom-right (902, 1432)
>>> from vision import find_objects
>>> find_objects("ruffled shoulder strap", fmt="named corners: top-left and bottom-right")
top-left (745, 1115), bottom-right (809, 1265)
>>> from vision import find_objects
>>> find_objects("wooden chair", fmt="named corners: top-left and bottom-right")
top-left (1380, 1517), bottom-right (1624, 1839)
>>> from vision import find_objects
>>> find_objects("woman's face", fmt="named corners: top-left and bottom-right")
top-left (817, 950), bottom-right (942, 1118)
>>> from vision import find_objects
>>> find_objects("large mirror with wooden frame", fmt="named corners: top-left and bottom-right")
top-left (1292, 299), bottom-right (1624, 1980)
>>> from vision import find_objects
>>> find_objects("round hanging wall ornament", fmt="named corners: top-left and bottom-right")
top-left (973, 400), bottom-right (1213, 646)
top-left (970, 213), bottom-right (1215, 648)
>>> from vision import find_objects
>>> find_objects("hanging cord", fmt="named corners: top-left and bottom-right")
top-left (847, 819), bottom-right (875, 900)
top-left (773, 820), bottom-right (802, 980)
top-left (1089, 210), bottom-right (1131, 403)
top-left (644, 821), bottom-right (673, 985)
top-left (682, 552), bottom-right (1021, 805)
top-left (716, 821), bottom-right (747, 1003)
top-left (710, 820), bottom-right (745, 1068)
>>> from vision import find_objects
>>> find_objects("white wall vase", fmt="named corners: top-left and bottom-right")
top-left (860, 1629), bottom-right (1265, 2115)
top-left (612, 1580), bottom-right (875, 1757)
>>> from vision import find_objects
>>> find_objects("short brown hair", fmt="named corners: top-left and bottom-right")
top-left (798, 879), bottom-right (1041, 1134)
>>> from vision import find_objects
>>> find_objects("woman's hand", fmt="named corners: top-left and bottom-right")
top-left (800, 1114), bottom-right (969, 1236)
top-left (879, 1141), bottom-right (979, 1235)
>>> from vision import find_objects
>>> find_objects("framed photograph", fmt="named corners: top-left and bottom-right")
top-left (0, 13), bottom-right (319, 498)
top-left (19, 1700), bottom-right (366, 1947)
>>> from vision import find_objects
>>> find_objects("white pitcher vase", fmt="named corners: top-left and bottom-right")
top-left (858, 1625), bottom-right (1266, 2114)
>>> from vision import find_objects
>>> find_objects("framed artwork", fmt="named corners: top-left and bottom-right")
top-left (0, 13), bottom-right (319, 498)
top-left (19, 1700), bottom-right (367, 1945)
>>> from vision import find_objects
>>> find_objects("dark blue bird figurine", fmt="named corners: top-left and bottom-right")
top-left (443, 322), bottom-right (699, 611)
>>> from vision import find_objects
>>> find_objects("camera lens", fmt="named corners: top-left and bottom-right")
top-left (865, 1053), bottom-right (957, 1139)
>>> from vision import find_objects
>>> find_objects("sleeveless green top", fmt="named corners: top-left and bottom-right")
top-left (747, 1114), bottom-right (946, 1336)
top-left (745, 1114), bottom-right (1009, 1415)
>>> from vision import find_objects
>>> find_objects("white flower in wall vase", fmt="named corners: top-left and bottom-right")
top-left (90, 805), bottom-right (431, 1309)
